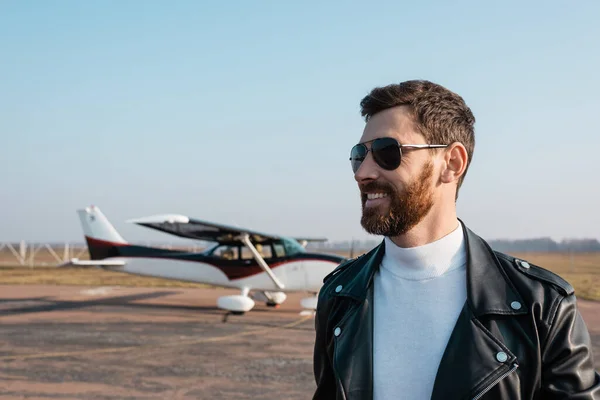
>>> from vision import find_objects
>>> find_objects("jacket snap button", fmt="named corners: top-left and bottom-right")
top-left (520, 260), bottom-right (530, 269)
top-left (511, 301), bottom-right (522, 310)
top-left (335, 285), bottom-right (343, 293)
top-left (334, 327), bottom-right (341, 336)
top-left (496, 352), bottom-right (508, 362)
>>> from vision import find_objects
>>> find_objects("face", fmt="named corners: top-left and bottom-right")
top-left (353, 106), bottom-right (438, 237)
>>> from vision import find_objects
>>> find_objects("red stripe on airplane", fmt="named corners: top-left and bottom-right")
top-left (85, 236), bottom-right (128, 248)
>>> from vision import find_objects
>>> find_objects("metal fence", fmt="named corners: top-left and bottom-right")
top-left (0, 242), bottom-right (201, 267)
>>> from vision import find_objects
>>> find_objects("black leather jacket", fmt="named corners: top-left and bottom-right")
top-left (313, 222), bottom-right (600, 399)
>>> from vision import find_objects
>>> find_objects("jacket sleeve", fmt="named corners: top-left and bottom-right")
top-left (541, 294), bottom-right (600, 399)
top-left (312, 296), bottom-right (337, 399)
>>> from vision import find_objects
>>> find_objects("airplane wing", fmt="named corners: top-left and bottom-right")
top-left (291, 237), bottom-right (329, 248)
top-left (293, 237), bottom-right (328, 242)
top-left (57, 258), bottom-right (126, 267)
top-left (126, 214), bottom-right (285, 244)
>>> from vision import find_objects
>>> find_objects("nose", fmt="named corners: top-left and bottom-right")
top-left (354, 152), bottom-right (379, 184)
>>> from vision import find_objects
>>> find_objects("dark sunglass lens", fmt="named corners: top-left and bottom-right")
top-left (350, 144), bottom-right (367, 173)
top-left (372, 138), bottom-right (400, 170)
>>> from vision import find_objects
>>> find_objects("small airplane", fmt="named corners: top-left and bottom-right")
top-left (62, 205), bottom-right (346, 315)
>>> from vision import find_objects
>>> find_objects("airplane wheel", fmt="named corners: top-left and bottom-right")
top-left (266, 301), bottom-right (280, 308)
top-left (222, 310), bottom-right (245, 323)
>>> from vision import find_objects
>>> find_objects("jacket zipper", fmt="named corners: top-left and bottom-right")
top-left (471, 363), bottom-right (519, 400)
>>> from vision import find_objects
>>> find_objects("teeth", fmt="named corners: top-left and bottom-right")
top-left (367, 193), bottom-right (387, 200)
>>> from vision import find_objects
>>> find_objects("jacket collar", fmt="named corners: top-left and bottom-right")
top-left (330, 219), bottom-right (527, 317)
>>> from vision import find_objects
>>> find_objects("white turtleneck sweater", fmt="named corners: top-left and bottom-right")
top-left (373, 222), bottom-right (467, 400)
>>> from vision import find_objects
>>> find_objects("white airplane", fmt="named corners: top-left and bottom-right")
top-left (62, 205), bottom-right (346, 315)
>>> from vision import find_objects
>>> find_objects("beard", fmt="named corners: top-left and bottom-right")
top-left (360, 161), bottom-right (435, 237)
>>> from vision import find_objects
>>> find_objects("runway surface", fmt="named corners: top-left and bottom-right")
top-left (1, 284), bottom-right (600, 399)
top-left (0, 285), bottom-right (317, 399)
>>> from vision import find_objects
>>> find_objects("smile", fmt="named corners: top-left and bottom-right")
top-left (366, 193), bottom-right (388, 200)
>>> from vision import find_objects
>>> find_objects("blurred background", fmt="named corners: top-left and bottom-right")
top-left (1, 1), bottom-right (599, 399)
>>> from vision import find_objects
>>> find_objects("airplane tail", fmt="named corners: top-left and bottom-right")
top-left (77, 205), bottom-right (128, 260)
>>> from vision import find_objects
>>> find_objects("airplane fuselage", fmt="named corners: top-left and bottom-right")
top-left (105, 256), bottom-right (339, 292)
top-left (89, 238), bottom-right (344, 292)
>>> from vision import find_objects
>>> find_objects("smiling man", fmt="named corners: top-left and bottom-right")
top-left (312, 80), bottom-right (600, 399)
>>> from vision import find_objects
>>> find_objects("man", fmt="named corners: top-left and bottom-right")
top-left (312, 80), bottom-right (600, 399)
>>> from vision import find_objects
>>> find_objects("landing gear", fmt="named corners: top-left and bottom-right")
top-left (222, 310), bottom-right (245, 322)
top-left (266, 301), bottom-right (280, 308)
top-left (217, 287), bottom-right (255, 319)
top-left (253, 291), bottom-right (287, 308)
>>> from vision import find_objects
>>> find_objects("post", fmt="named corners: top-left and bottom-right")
top-left (63, 242), bottom-right (70, 261)
top-left (20, 240), bottom-right (27, 264)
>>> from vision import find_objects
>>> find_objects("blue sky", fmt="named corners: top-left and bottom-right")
top-left (1, 1), bottom-right (599, 244)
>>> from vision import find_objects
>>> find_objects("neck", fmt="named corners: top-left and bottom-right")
top-left (381, 222), bottom-right (465, 280)
top-left (389, 207), bottom-right (459, 248)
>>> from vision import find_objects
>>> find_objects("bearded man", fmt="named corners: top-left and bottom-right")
top-left (312, 80), bottom-right (600, 399)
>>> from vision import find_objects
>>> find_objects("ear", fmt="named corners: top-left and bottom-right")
top-left (440, 142), bottom-right (468, 184)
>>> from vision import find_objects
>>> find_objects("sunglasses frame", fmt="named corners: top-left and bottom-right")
top-left (350, 137), bottom-right (448, 172)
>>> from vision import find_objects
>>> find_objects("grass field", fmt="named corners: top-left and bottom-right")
top-left (0, 267), bottom-right (210, 288)
top-left (0, 248), bottom-right (598, 301)
top-left (507, 252), bottom-right (600, 301)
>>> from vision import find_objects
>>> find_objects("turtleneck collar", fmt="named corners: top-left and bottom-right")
top-left (380, 222), bottom-right (466, 281)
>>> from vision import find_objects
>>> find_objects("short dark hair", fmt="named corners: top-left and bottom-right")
top-left (360, 80), bottom-right (475, 197)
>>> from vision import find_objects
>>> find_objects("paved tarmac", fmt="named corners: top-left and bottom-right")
top-left (1, 285), bottom-right (599, 399)
top-left (0, 285), bottom-right (317, 399)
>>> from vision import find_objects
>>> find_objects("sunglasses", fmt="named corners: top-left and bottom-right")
top-left (350, 137), bottom-right (448, 173)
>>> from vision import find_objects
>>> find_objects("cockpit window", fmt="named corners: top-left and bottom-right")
top-left (273, 243), bottom-right (285, 258)
top-left (210, 245), bottom-right (238, 260)
top-left (279, 237), bottom-right (306, 257)
top-left (241, 244), bottom-right (273, 259)
top-left (205, 237), bottom-right (305, 260)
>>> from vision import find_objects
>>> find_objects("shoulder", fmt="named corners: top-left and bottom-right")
top-left (322, 256), bottom-right (359, 284)
top-left (317, 245), bottom-right (378, 302)
top-left (318, 255), bottom-right (361, 298)
top-left (494, 251), bottom-right (574, 297)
